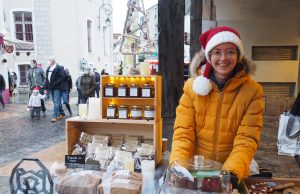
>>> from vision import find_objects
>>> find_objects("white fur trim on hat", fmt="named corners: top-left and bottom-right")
top-left (192, 76), bottom-right (212, 96)
top-left (205, 31), bottom-right (244, 63)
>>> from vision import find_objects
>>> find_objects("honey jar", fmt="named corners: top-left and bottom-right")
top-left (118, 105), bottom-right (129, 119)
top-left (130, 105), bottom-right (142, 120)
top-left (144, 106), bottom-right (155, 120)
top-left (118, 84), bottom-right (128, 97)
top-left (141, 84), bottom-right (154, 98)
top-left (107, 104), bottom-right (117, 119)
top-left (129, 84), bottom-right (141, 98)
top-left (104, 83), bottom-right (116, 97)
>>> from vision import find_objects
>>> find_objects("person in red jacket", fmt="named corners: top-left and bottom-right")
top-left (170, 26), bottom-right (263, 187)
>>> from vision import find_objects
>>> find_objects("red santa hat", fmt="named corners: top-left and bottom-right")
top-left (33, 87), bottom-right (39, 92)
top-left (192, 26), bottom-right (244, 96)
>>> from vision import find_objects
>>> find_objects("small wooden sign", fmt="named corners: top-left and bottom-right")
top-left (65, 155), bottom-right (85, 168)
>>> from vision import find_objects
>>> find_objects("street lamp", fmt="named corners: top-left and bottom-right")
top-left (98, 3), bottom-right (113, 30)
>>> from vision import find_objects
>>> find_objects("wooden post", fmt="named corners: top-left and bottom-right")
top-left (190, 0), bottom-right (202, 59)
top-left (158, 0), bottom-right (185, 118)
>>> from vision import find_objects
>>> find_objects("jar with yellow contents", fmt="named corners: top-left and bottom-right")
top-left (144, 105), bottom-right (155, 120)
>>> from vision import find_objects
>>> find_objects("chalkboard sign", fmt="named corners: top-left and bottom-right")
top-left (65, 155), bottom-right (85, 168)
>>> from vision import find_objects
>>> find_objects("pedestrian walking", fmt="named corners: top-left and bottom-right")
top-left (79, 67), bottom-right (96, 104)
top-left (44, 56), bottom-right (65, 122)
top-left (75, 72), bottom-right (83, 106)
top-left (170, 26), bottom-right (263, 187)
top-left (61, 68), bottom-right (73, 116)
top-left (27, 87), bottom-right (47, 120)
top-left (27, 59), bottom-right (46, 114)
top-left (93, 68), bottom-right (100, 98)
top-left (0, 73), bottom-right (6, 108)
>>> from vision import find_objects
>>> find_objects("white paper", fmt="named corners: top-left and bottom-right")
top-left (131, 110), bottom-right (142, 117)
top-left (130, 88), bottom-right (138, 97)
top-left (118, 110), bottom-right (127, 119)
top-left (105, 88), bottom-right (113, 96)
top-left (142, 88), bottom-right (151, 97)
top-left (107, 108), bottom-right (115, 117)
top-left (118, 88), bottom-right (126, 97)
top-left (87, 97), bottom-right (100, 120)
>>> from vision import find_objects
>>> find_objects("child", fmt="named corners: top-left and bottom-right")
top-left (28, 87), bottom-right (47, 119)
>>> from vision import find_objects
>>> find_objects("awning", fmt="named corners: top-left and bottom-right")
top-left (4, 38), bottom-right (34, 51)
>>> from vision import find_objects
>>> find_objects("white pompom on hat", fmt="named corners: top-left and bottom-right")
top-left (193, 26), bottom-right (244, 96)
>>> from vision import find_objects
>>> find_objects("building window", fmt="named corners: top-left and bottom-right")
top-left (14, 11), bottom-right (33, 42)
top-left (103, 26), bottom-right (110, 56)
top-left (259, 82), bottom-right (295, 97)
top-left (252, 46), bottom-right (298, 61)
top-left (87, 20), bottom-right (92, 53)
top-left (19, 64), bottom-right (30, 85)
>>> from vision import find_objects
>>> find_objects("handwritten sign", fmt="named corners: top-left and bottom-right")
top-left (65, 155), bottom-right (85, 168)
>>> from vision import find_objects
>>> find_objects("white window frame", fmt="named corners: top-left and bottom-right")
top-left (86, 17), bottom-right (94, 54)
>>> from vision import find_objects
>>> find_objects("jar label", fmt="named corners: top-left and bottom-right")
top-left (131, 110), bottom-right (142, 117)
top-left (144, 110), bottom-right (155, 118)
top-left (107, 108), bottom-right (115, 117)
top-left (142, 88), bottom-right (151, 97)
top-left (119, 110), bottom-right (127, 119)
top-left (105, 88), bottom-right (113, 96)
top-left (130, 88), bottom-right (138, 97)
top-left (118, 88), bottom-right (126, 97)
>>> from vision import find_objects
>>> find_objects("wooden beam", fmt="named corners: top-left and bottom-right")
top-left (190, 0), bottom-right (202, 59)
top-left (158, 0), bottom-right (185, 118)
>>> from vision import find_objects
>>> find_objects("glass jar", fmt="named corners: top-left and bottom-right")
top-left (144, 106), bottom-right (155, 120)
top-left (129, 84), bottom-right (140, 98)
top-left (118, 84), bottom-right (128, 97)
top-left (106, 104), bottom-right (117, 119)
top-left (104, 83), bottom-right (116, 97)
top-left (118, 105), bottom-right (129, 119)
top-left (141, 84), bottom-right (154, 98)
top-left (130, 105), bottom-right (142, 120)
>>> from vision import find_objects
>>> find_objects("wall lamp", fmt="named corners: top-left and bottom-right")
top-left (98, 3), bottom-right (113, 30)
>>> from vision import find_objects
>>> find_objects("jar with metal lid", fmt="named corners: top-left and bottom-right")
top-left (144, 105), bottom-right (155, 120)
top-left (130, 105), bottom-right (142, 120)
top-left (129, 84), bottom-right (141, 98)
top-left (141, 84), bottom-right (154, 98)
top-left (104, 83), bottom-right (116, 97)
top-left (118, 84), bottom-right (128, 97)
top-left (118, 105), bottom-right (129, 119)
top-left (106, 104), bottom-right (117, 119)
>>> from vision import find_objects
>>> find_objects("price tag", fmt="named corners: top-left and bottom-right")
top-left (65, 155), bottom-right (85, 168)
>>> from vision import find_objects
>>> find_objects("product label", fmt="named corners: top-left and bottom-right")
top-left (131, 110), bottom-right (142, 117)
top-left (65, 155), bottom-right (85, 168)
top-left (118, 110), bottom-right (127, 119)
top-left (107, 108), bottom-right (115, 117)
top-left (130, 88), bottom-right (138, 97)
top-left (144, 110), bottom-right (155, 118)
top-left (105, 88), bottom-right (113, 96)
top-left (118, 88), bottom-right (126, 97)
top-left (142, 88), bottom-right (151, 97)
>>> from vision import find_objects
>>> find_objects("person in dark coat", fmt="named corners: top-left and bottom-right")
top-left (44, 57), bottom-right (65, 122)
top-left (79, 67), bottom-right (96, 103)
top-left (0, 73), bottom-right (6, 108)
top-left (93, 68), bottom-right (100, 98)
top-left (61, 68), bottom-right (73, 116)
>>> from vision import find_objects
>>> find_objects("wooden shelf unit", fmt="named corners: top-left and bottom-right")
top-left (66, 75), bottom-right (163, 164)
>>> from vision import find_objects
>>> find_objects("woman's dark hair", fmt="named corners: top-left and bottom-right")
top-left (101, 69), bottom-right (106, 75)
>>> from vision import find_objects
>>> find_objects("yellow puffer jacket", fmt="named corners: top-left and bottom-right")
top-left (170, 57), bottom-right (263, 180)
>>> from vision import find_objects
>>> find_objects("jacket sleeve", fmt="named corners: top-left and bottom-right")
top-left (223, 86), bottom-right (263, 180)
top-left (27, 69), bottom-right (32, 86)
top-left (170, 79), bottom-right (196, 164)
top-left (88, 76), bottom-right (97, 96)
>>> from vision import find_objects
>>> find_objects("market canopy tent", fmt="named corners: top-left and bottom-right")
top-left (3, 37), bottom-right (34, 51)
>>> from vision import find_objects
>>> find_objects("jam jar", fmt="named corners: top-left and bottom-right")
top-left (129, 84), bottom-right (141, 98)
top-left (106, 104), bottom-right (117, 119)
top-left (130, 105), bottom-right (142, 120)
top-left (141, 84), bottom-right (154, 98)
top-left (118, 84), bottom-right (128, 97)
top-left (118, 105), bottom-right (129, 119)
top-left (144, 106), bottom-right (155, 120)
top-left (104, 83), bottom-right (116, 97)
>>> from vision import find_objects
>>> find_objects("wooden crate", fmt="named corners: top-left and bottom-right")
top-left (66, 75), bottom-right (162, 164)
top-left (241, 177), bottom-right (300, 194)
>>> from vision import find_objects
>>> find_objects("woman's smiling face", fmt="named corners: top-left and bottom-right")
top-left (209, 42), bottom-right (239, 82)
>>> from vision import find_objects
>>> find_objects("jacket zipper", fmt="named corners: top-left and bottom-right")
top-left (212, 91), bottom-right (224, 160)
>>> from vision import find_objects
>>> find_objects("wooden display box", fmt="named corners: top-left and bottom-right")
top-left (240, 177), bottom-right (300, 194)
top-left (66, 75), bottom-right (162, 164)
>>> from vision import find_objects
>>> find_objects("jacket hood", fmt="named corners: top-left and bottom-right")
top-left (189, 51), bottom-right (256, 78)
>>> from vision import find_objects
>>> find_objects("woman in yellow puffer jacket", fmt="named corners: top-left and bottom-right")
top-left (170, 26), bottom-right (263, 182)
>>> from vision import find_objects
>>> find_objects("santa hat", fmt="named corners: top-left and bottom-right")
top-left (192, 26), bottom-right (244, 96)
top-left (33, 87), bottom-right (39, 92)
